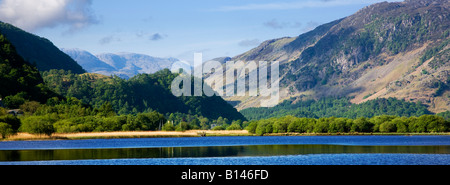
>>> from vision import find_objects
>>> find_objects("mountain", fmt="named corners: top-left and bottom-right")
top-left (0, 22), bottom-right (85, 74)
top-left (0, 33), bottom-right (58, 107)
top-left (63, 48), bottom-right (184, 78)
top-left (207, 0), bottom-right (450, 113)
top-left (61, 49), bottom-right (116, 74)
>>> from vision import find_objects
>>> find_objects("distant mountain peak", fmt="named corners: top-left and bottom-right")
top-left (63, 48), bottom-right (183, 78)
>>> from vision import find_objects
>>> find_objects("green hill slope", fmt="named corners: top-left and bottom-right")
top-left (0, 33), bottom-right (58, 107)
top-left (42, 69), bottom-right (246, 121)
top-left (0, 22), bottom-right (85, 74)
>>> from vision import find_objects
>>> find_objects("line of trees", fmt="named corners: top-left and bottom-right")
top-left (0, 97), bottom-right (248, 138)
top-left (241, 97), bottom-right (432, 120)
top-left (245, 115), bottom-right (450, 136)
top-left (0, 97), bottom-right (167, 138)
top-left (1, 97), bottom-right (449, 139)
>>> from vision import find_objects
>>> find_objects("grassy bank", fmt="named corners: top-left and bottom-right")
top-left (2, 130), bottom-right (450, 141)
top-left (2, 130), bottom-right (251, 141)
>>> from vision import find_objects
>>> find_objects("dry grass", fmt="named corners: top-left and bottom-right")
top-left (3, 130), bottom-right (250, 141)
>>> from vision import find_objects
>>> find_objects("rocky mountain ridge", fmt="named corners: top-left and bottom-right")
top-left (205, 0), bottom-right (450, 113)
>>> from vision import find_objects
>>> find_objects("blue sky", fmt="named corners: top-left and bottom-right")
top-left (0, 0), bottom-right (402, 62)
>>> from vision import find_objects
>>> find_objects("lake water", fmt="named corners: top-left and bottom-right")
top-left (0, 136), bottom-right (449, 165)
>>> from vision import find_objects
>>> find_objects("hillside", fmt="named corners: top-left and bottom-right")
top-left (41, 69), bottom-right (246, 121)
top-left (0, 33), bottom-right (58, 107)
top-left (63, 48), bottom-right (185, 79)
top-left (0, 22), bottom-right (85, 74)
top-left (207, 0), bottom-right (450, 113)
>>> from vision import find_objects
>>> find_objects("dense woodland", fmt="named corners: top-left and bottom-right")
top-left (241, 97), bottom-right (433, 120)
top-left (245, 114), bottom-right (450, 136)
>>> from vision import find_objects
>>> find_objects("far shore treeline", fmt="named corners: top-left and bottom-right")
top-left (1, 100), bottom-right (449, 139)
top-left (245, 115), bottom-right (449, 136)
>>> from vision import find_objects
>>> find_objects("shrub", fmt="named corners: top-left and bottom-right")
top-left (226, 123), bottom-right (242, 130)
top-left (176, 121), bottom-right (189, 131)
top-left (162, 122), bottom-right (175, 131)
top-left (212, 125), bottom-right (226, 130)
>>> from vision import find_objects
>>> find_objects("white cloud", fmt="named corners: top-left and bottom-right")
top-left (150, 33), bottom-right (164, 41)
top-left (99, 35), bottom-right (121, 45)
top-left (302, 21), bottom-right (321, 32)
top-left (263, 19), bottom-right (302, 29)
top-left (0, 0), bottom-right (98, 32)
top-left (238, 39), bottom-right (261, 47)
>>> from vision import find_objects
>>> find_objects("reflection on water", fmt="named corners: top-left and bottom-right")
top-left (1, 145), bottom-right (449, 162)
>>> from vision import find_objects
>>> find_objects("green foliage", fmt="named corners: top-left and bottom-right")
top-left (245, 114), bottom-right (450, 135)
top-left (0, 122), bottom-right (13, 139)
top-left (19, 101), bottom-right (41, 115)
top-left (420, 39), bottom-right (449, 64)
top-left (241, 97), bottom-right (431, 120)
top-left (0, 33), bottom-right (59, 105)
top-left (212, 125), bottom-right (226, 131)
top-left (41, 69), bottom-right (246, 121)
top-left (226, 123), bottom-right (242, 130)
top-left (20, 115), bottom-right (56, 136)
top-left (0, 115), bottom-right (21, 134)
top-left (437, 111), bottom-right (450, 121)
top-left (176, 121), bottom-right (189, 131)
top-left (245, 121), bottom-right (258, 134)
top-left (255, 121), bottom-right (270, 136)
top-left (3, 93), bottom-right (25, 109)
top-left (162, 122), bottom-right (175, 131)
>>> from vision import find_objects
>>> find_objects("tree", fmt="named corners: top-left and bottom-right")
top-left (135, 112), bottom-right (166, 131)
top-left (351, 117), bottom-right (373, 132)
top-left (437, 111), bottom-right (450, 121)
top-left (419, 115), bottom-right (448, 132)
top-left (0, 122), bottom-right (13, 139)
top-left (245, 121), bottom-right (258, 134)
top-left (20, 116), bottom-right (56, 136)
top-left (3, 93), bottom-right (26, 109)
top-left (226, 123), bottom-right (242, 130)
top-left (379, 121), bottom-right (397, 133)
top-left (311, 118), bottom-right (327, 133)
top-left (0, 115), bottom-right (21, 134)
top-left (20, 101), bottom-right (41, 115)
top-left (212, 125), bottom-right (226, 130)
top-left (408, 117), bottom-right (427, 133)
top-left (189, 118), bottom-right (200, 130)
top-left (97, 102), bottom-right (116, 117)
top-left (370, 115), bottom-right (396, 132)
top-left (162, 122), bottom-right (175, 131)
top-left (176, 121), bottom-right (189, 131)
top-left (328, 117), bottom-right (348, 133)
top-left (392, 117), bottom-right (408, 133)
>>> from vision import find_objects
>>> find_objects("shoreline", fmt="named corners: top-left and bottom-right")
top-left (1, 131), bottom-right (449, 141)
top-left (2, 130), bottom-right (251, 141)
